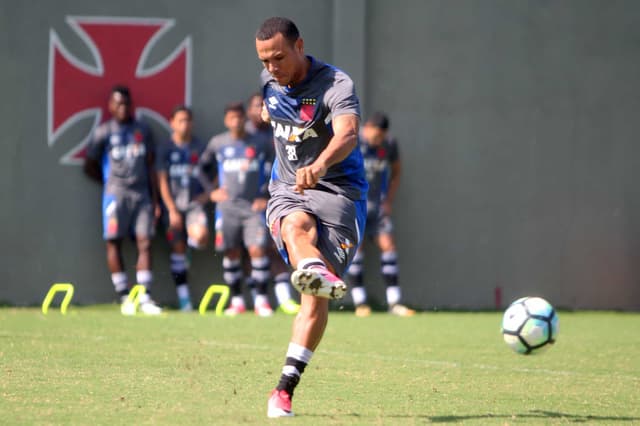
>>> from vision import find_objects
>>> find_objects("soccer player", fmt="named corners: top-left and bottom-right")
top-left (200, 102), bottom-right (274, 317)
top-left (84, 85), bottom-right (162, 315)
top-left (246, 92), bottom-right (300, 315)
top-left (255, 17), bottom-right (367, 417)
top-left (347, 112), bottom-right (415, 317)
top-left (156, 105), bottom-right (211, 311)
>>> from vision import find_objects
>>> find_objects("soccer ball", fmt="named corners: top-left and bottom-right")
top-left (501, 297), bottom-right (559, 354)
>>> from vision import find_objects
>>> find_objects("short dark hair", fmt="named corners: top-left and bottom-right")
top-left (247, 92), bottom-right (263, 104)
top-left (170, 104), bottom-right (192, 119)
top-left (255, 17), bottom-right (300, 44)
top-left (224, 102), bottom-right (245, 115)
top-left (111, 84), bottom-right (131, 101)
top-left (366, 112), bottom-right (390, 130)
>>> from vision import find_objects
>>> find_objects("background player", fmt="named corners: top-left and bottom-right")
top-left (156, 105), bottom-right (211, 311)
top-left (346, 112), bottom-right (415, 317)
top-left (246, 92), bottom-right (300, 315)
top-left (201, 102), bottom-right (274, 317)
top-left (255, 17), bottom-right (368, 417)
top-left (84, 85), bottom-right (161, 315)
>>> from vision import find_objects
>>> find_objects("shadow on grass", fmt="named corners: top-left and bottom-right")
top-left (428, 410), bottom-right (639, 423)
top-left (302, 410), bottom-right (639, 423)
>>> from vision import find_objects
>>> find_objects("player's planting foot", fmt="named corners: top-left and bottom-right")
top-left (290, 269), bottom-right (347, 300)
top-left (224, 304), bottom-right (247, 316)
top-left (254, 301), bottom-right (274, 317)
top-left (278, 299), bottom-right (301, 315)
top-left (139, 300), bottom-right (163, 315)
top-left (389, 304), bottom-right (415, 317)
top-left (355, 304), bottom-right (372, 317)
top-left (267, 389), bottom-right (294, 418)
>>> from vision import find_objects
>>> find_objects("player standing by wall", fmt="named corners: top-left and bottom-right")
top-left (84, 85), bottom-right (161, 315)
top-left (255, 17), bottom-right (368, 417)
top-left (246, 92), bottom-right (300, 315)
top-left (156, 105), bottom-right (211, 311)
top-left (201, 102), bottom-right (274, 316)
top-left (346, 112), bottom-right (415, 317)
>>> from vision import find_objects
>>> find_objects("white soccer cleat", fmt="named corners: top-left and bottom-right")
top-left (254, 301), bottom-right (274, 317)
top-left (290, 269), bottom-right (347, 300)
top-left (267, 389), bottom-right (294, 418)
top-left (224, 304), bottom-right (247, 317)
top-left (139, 300), bottom-right (163, 315)
top-left (389, 304), bottom-right (416, 317)
top-left (120, 300), bottom-right (136, 316)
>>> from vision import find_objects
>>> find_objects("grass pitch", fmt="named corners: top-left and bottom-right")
top-left (1, 307), bottom-right (638, 425)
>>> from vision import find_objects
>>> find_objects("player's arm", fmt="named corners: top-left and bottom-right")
top-left (295, 113), bottom-right (359, 193)
top-left (84, 157), bottom-right (103, 183)
top-left (157, 170), bottom-right (183, 228)
top-left (157, 170), bottom-right (176, 212)
top-left (199, 141), bottom-right (228, 203)
top-left (146, 148), bottom-right (161, 219)
top-left (383, 157), bottom-right (402, 215)
top-left (84, 128), bottom-right (105, 183)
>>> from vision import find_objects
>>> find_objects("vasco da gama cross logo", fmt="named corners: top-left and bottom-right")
top-left (48, 16), bottom-right (192, 164)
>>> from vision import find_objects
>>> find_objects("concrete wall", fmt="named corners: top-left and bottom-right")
top-left (1, 0), bottom-right (639, 310)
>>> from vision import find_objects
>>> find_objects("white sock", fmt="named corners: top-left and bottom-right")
top-left (136, 270), bottom-right (153, 287)
top-left (386, 285), bottom-right (401, 306)
top-left (254, 294), bottom-right (268, 306)
top-left (275, 276), bottom-right (293, 305)
top-left (176, 284), bottom-right (190, 300)
top-left (111, 272), bottom-right (128, 293)
top-left (230, 295), bottom-right (245, 308)
top-left (287, 342), bottom-right (313, 364)
top-left (351, 286), bottom-right (367, 306)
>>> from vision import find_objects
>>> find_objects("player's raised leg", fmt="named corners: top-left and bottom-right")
top-left (285, 212), bottom-right (347, 300)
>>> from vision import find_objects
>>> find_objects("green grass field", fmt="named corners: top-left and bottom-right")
top-left (1, 306), bottom-right (638, 425)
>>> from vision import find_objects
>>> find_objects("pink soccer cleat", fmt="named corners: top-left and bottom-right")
top-left (290, 268), bottom-right (347, 300)
top-left (267, 389), bottom-right (294, 418)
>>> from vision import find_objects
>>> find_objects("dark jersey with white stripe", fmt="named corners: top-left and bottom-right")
top-left (155, 138), bottom-right (208, 211)
top-left (360, 136), bottom-right (399, 210)
top-left (86, 118), bottom-right (154, 195)
top-left (261, 56), bottom-right (368, 201)
top-left (200, 131), bottom-right (272, 202)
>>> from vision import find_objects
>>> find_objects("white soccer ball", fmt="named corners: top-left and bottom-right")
top-left (501, 297), bottom-right (559, 354)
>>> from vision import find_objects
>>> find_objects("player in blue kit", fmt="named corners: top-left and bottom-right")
top-left (156, 105), bottom-right (211, 311)
top-left (200, 102), bottom-right (275, 317)
top-left (255, 17), bottom-right (368, 417)
top-left (84, 85), bottom-right (162, 315)
top-left (347, 112), bottom-right (415, 317)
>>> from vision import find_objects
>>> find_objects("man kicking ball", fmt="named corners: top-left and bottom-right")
top-left (255, 17), bottom-right (368, 417)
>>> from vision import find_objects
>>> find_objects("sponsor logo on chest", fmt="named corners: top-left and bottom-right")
top-left (271, 121), bottom-right (318, 143)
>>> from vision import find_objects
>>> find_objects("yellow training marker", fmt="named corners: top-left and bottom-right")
top-left (42, 283), bottom-right (74, 315)
top-left (199, 284), bottom-right (230, 316)
top-left (121, 284), bottom-right (146, 315)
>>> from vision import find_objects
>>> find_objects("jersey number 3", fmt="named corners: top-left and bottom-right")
top-left (286, 145), bottom-right (298, 161)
